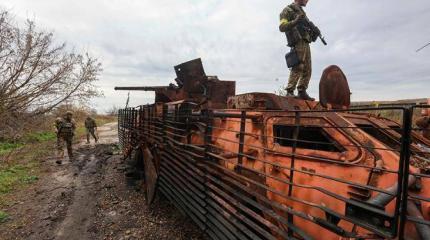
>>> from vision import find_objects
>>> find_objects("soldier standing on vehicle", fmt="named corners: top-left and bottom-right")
top-left (279, 0), bottom-right (325, 101)
top-left (84, 116), bottom-right (98, 144)
top-left (55, 111), bottom-right (76, 164)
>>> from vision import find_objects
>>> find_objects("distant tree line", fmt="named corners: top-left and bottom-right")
top-left (0, 10), bottom-right (103, 139)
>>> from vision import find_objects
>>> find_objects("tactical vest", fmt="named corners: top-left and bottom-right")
top-left (284, 4), bottom-right (311, 47)
top-left (59, 121), bottom-right (74, 136)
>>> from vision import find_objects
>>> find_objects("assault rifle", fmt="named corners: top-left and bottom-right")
top-left (298, 18), bottom-right (327, 46)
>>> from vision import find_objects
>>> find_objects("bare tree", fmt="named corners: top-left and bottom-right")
top-left (0, 10), bottom-right (103, 138)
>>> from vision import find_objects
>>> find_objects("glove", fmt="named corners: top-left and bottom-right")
top-left (292, 14), bottom-right (305, 26)
top-left (296, 13), bottom-right (305, 21)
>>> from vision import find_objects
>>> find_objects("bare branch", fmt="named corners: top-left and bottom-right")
top-left (0, 9), bottom-right (103, 139)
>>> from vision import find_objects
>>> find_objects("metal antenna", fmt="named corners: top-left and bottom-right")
top-left (416, 42), bottom-right (430, 52)
top-left (125, 92), bottom-right (130, 108)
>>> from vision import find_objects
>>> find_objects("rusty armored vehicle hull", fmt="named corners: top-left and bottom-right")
top-left (117, 59), bottom-right (430, 240)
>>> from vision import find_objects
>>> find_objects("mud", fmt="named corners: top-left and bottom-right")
top-left (0, 122), bottom-right (206, 240)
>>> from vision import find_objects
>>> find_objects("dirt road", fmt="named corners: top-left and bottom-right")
top-left (0, 123), bottom-right (206, 240)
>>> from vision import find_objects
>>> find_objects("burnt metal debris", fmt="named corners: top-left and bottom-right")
top-left (319, 65), bottom-right (350, 109)
top-left (116, 58), bottom-right (430, 240)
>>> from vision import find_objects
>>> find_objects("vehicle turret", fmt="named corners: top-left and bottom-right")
top-left (115, 58), bottom-right (236, 108)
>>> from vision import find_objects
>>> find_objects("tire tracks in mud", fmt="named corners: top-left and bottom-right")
top-left (54, 150), bottom-right (106, 240)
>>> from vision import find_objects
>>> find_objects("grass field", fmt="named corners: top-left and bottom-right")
top-left (0, 143), bottom-right (25, 156)
top-left (0, 162), bottom-right (39, 194)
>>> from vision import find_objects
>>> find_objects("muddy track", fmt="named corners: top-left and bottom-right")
top-left (54, 148), bottom-right (106, 240)
top-left (0, 123), bottom-right (206, 240)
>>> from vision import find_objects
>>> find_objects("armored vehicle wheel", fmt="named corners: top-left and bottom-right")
top-left (143, 147), bottom-right (158, 205)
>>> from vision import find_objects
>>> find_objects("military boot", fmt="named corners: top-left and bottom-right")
top-left (286, 89), bottom-right (295, 97)
top-left (297, 89), bottom-right (315, 101)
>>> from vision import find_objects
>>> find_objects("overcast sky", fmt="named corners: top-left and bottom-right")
top-left (2, 0), bottom-right (430, 112)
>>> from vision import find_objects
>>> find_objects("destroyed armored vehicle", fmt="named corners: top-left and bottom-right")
top-left (117, 59), bottom-right (430, 240)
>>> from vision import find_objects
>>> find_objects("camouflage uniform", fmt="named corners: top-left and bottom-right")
top-left (279, 3), bottom-right (314, 100)
top-left (55, 112), bottom-right (76, 162)
top-left (84, 117), bottom-right (98, 143)
top-left (286, 40), bottom-right (311, 92)
top-left (416, 116), bottom-right (430, 140)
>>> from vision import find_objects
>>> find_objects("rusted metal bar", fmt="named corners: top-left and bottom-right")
top-left (204, 211), bottom-right (236, 240)
top-left (186, 105), bottom-right (192, 144)
top-left (237, 111), bottom-right (246, 173)
top-left (205, 170), bottom-right (312, 239)
top-left (206, 204), bottom-right (249, 239)
top-left (208, 191), bottom-right (277, 240)
top-left (132, 109), bottom-right (138, 146)
top-left (160, 167), bottom-right (207, 213)
top-left (162, 156), bottom-right (205, 193)
top-left (162, 104), bottom-right (167, 144)
top-left (148, 106), bottom-right (151, 141)
top-left (398, 108), bottom-right (412, 239)
top-left (367, 175), bottom-right (416, 207)
top-left (151, 106), bottom-right (155, 142)
top-left (206, 145), bottom-right (399, 199)
top-left (209, 134), bottom-right (399, 174)
top-left (191, 111), bottom-right (262, 120)
top-left (204, 109), bottom-right (213, 158)
top-left (118, 109), bottom-right (121, 149)
top-left (288, 111), bottom-right (301, 195)
top-left (407, 201), bottom-right (430, 240)
top-left (202, 159), bottom-right (364, 234)
top-left (208, 181), bottom-right (289, 239)
top-left (114, 86), bottom-right (170, 91)
top-left (161, 152), bottom-right (205, 195)
top-left (158, 179), bottom-right (207, 230)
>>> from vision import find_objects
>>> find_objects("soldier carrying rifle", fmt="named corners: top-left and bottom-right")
top-left (55, 111), bottom-right (76, 164)
top-left (85, 116), bottom-right (99, 144)
top-left (279, 0), bottom-right (326, 101)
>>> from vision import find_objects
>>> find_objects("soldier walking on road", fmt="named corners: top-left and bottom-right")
top-left (54, 117), bottom-right (65, 161)
top-left (279, 0), bottom-right (323, 101)
top-left (55, 111), bottom-right (76, 164)
top-left (85, 116), bottom-right (98, 144)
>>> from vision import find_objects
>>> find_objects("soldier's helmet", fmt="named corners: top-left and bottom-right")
top-left (64, 111), bottom-right (73, 120)
top-left (55, 117), bottom-right (63, 123)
